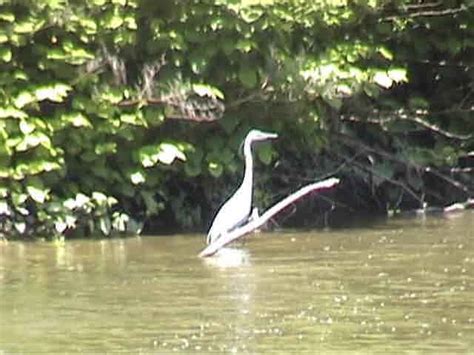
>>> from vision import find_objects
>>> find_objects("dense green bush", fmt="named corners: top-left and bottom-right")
top-left (0, 0), bottom-right (472, 239)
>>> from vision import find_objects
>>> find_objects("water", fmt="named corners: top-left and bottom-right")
top-left (0, 212), bottom-right (473, 352)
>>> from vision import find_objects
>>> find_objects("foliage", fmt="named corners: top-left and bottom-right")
top-left (0, 0), bottom-right (472, 239)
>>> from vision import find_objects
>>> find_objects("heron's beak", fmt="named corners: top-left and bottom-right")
top-left (260, 132), bottom-right (278, 140)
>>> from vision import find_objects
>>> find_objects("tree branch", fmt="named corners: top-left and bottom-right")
top-left (403, 2), bottom-right (442, 10)
top-left (341, 111), bottom-right (472, 140)
top-left (384, 5), bottom-right (466, 21)
top-left (198, 177), bottom-right (340, 257)
top-left (334, 133), bottom-right (474, 198)
top-left (333, 149), bottom-right (425, 206)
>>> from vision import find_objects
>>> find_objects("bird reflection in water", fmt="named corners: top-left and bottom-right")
top-left (202, 247), bottom-right (251, 268)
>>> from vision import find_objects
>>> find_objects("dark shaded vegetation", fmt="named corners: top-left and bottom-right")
top-left (0, 0), bottom-right (472, 239)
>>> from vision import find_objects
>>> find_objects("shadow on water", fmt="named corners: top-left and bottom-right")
top-left (0, 211), bottom-right (473, 352)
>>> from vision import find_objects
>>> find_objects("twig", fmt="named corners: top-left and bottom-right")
top-left (335, 149), bottom-right (425, 205)
top-left (404, 115), bottom-right (472, 140)
top-left (425, 167), bottom-right (473, 195)
top-left (117, 98), bottom-right (221, 122)
top-left (384, 6), bottom-right (466, 21)
top-left (403, 2), bottom-right (442, 10)
top-left (335, 133), bottom-right (474, 198)
top-left (226, 92), bottom-right (266, 109)
top-left (341, 112), bottom-right (472, 140)
top-left (198, 177), bottom-right (340, 257)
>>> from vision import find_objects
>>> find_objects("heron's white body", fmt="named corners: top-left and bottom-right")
top-left (206, 130), bottom-right (277, 245)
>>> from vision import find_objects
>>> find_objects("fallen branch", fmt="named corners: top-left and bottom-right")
top-left (198, 177), bottom-right (340, 257)
top-left (397, 198), bottom-right (474, 215)
top-left (444, 199), bottom-right (474, 212)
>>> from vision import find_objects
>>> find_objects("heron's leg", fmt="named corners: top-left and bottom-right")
top-left (237, 208), bottom-right (259, 246)
top-left (225, 209), bottom-right (259, 246)
top-left (249, 207), bottom-right (259, 222)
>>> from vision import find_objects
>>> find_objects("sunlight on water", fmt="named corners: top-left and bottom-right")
top-left (0, 211), bottom-right (473, 352)
top-left (203, 247), bottom-right (251, 268)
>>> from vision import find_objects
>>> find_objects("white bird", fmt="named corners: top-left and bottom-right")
top-left (206, 129), bottom-right (278, 245)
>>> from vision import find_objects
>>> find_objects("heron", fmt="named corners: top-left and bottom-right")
top-left (206, 129), bottom-right (278, 245)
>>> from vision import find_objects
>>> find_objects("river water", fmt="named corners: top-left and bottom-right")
top-left (0, 212), bottom-right (473, 352)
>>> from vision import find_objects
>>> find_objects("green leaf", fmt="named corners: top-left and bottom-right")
top-left (192, 84), bottom-right (224, 100)
top-left (219, 115), bottom-right (239, 134)
top-left (184, 162), bottom-right (202, 177)
top-left (0, 107), bottom-right (27, 119)
top-left (95, 142), bottom-right (117, 155)
top-left (363, 84), bottom-right (381, 98)
top-left (220, 148), bottom-right (234, 164)
top-left (14, 91), bottom-right (35, 108)
top-left (236, 39), bottom-right (254, 53)
top-left (79, 17), bottom-right (98, 34)
top-left (62, 112), bottom-right (92, 127)
top-left (12, 191), bottom-right (28, 206)
top-left (19, 120), bottom-right (35, 134)
top-left (100, 88), bottom-right (123, 104)
top-left (139, 143), bottom-right (187, 167)
top-left (0, 165), bottom-right (10, 179)
top-left (157, 143), bottom-right (186, 165)
top-left (0, 200), bottom-right (11, 215)
top-left (15, 222), bottom-right (26, 233)
top-left (0, 47), bottom-right (12, 62)
top-left (239, 66), bottom-right (257, 88)
top-left (92, 192), bottom-right (110, 206)
top-left (373, 71), bottom-right (393, 89)
top-left (35, 83), bottom-right (72, 102)
top-left (257, 143), bottom-right (275, 165)
top-left (13, 21), bottom-right (35, 33)
top-left (103, 11), bottom-right (124, 29)
top-left (16, 132), bottom-right (51, 151)
top-left (112, 212), bottom-right (128, 232)
top-left (0, 187), bottom-right (8, 198)
top-left (240, 8), bottom-right (263, 23)
top-left (130, 170), bottom-right (146, 185)
top-left (0, 32), bottom-right (8, 44)
top-left (378, 46), bottom-right (393, 60)
top-left (14, 160), bottom-right (61, 178)
top-left (120, 112), bottom-right (147, 126)
top-left (63, 40), bottom-right (95, 63)
top-left (408, 96), bottom-right (429, 109)
top-left (124, 16), bottom-right (137, 30)
top-left (140, 190), bottom-right (161, 215)
top-left (13, 19), bottom-right (45, 34)
top-left (46, 49), bottom-right (68, 61)
top-left (0, 12), bottom-right (15, 22)
top-left (208, 161), bottom-right (223, 177)
top-left (64, 193), bottom-right (90, 210)
top-left (26, 185), bottom-right (49, 203)
top-left (55, 218), bottom-right (69, 234)
top-left (144, 108), bottom-right (165, 126)
top-left (387, 68), bottom-right (407, 83)
top-left (190, 56), bottom-right (208, 74)
top-left (13, 71), bottom-right (28, 81)
top-left (99, 216), bottom-right (112, 236)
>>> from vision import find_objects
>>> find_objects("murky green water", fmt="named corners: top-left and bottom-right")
top-left (1, 212), bottom-right (473, 353)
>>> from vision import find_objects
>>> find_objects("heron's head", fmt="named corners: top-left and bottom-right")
top-left (245, 129), bottom-right (278, 144)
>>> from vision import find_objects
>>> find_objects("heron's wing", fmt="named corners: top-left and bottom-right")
top-left (207, 192), bottom-right (251, 243)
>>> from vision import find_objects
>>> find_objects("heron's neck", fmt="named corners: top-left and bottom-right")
top-left (242, 139), bottom-right (253, 191)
